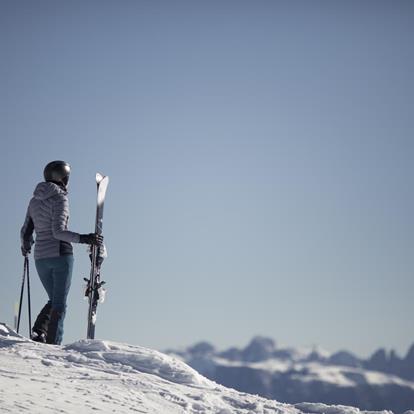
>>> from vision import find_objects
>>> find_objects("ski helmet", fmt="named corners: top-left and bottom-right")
top-left (43, 160), bottom-right (71, 186)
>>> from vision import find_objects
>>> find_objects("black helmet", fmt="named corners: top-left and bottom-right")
top-left (44, 160), bottom-right (71, 187)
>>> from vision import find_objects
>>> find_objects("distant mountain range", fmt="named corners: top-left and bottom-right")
top-left (166, 336), bottom-right (414, 414)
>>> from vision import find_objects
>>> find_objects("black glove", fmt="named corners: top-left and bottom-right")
top-left (21, 246), bottom-right (31, 257)
top-left (79, 233), bottom-right (104, 246)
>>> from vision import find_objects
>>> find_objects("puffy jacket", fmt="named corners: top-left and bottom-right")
top-left (21, 182), bottom-right (81, 260)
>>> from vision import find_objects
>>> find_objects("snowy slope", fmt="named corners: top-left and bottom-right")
top-left (0, 324), bottom-right (396, 414)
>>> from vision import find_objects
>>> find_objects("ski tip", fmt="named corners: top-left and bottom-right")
top-left (96, 173), bottom-right (104, 183)
top-left (96, 173), bottom-right (109, 184)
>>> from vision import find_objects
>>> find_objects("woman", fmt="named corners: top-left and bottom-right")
top-left (20, 160), bottom-right (103, 344)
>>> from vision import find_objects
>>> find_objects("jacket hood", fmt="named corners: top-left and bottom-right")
top-left (33, 182), bottom-right (67, 200)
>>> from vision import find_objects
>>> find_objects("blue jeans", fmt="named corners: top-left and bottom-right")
top-left (35, 255), bottom-right (74, 344)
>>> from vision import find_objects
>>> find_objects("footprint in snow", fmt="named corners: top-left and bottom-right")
top-left (159, 391), bottom-right (188, 408)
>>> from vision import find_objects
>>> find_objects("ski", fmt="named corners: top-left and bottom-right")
top-left (86, 173), bottom-right (109, 340)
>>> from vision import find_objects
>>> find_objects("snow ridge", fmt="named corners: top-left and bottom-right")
top-left (0, 323), bottom-right (396, 414)
top-left (64, 339), bottom-right (211, 387)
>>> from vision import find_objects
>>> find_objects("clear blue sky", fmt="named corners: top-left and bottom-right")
top-left (1, 1), bottom-right (413, 358)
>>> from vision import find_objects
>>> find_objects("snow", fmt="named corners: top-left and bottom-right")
top-left (0, 323), bottom-right (399, 414)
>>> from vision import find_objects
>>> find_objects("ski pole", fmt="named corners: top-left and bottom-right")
top-left (16, 256), bottom-right (27, 334)
top-left (26, 257), bottom-right (32, 337)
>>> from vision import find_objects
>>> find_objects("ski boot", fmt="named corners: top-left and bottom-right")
top-left (31, 330), bottom-right (47, 343)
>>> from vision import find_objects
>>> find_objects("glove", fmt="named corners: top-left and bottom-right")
top-left (21, 246), bottom-right (31, 257)
top-left (79, 233), bottom-right (104, 246)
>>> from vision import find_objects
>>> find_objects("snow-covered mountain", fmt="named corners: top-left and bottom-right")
top-left (166, 336), bottom-right (414, 414)
top-left (0, 324), bottom-right (405, 414)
